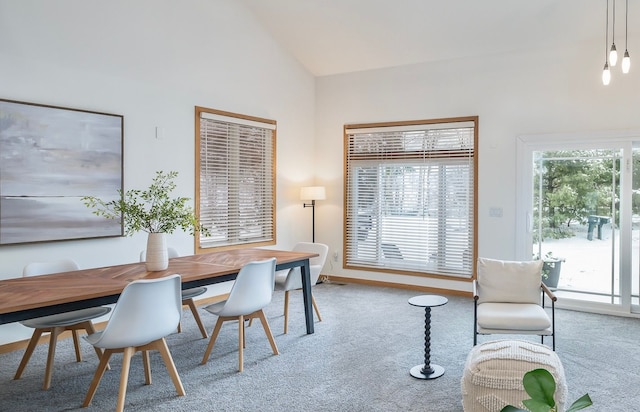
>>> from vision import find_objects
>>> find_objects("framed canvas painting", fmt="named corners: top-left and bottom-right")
top-left (0, 98), bottom-right (123, 245)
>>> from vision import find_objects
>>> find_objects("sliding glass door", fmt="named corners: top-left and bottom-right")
top-left (517, 132), bottom-right (640, 314)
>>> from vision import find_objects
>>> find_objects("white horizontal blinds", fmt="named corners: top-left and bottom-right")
top-left (345, 119), bottom-right (476, 278)
top-left (199, 111), bottom-right (275, 249)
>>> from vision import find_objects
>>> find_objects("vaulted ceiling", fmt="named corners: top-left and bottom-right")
top-left (239, 0), bottom-right (618, 76)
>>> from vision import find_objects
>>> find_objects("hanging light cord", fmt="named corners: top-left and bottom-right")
top-left (625, 0), bottom-right (628, 48)
top-left (606, 0), bottom-right (609, 62)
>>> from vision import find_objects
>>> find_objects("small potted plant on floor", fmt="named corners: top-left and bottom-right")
top-left (82, 170), bottom-right (207, 271)
top-left (541, 252), bottom-right (565, 289)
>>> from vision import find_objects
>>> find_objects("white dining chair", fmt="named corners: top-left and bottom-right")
top-left (14, 259), bottom-right (111, 390)
top-left (140, 247), bottom-right (208, 338)
top-left (201, 258), bottom-right (279, 372)
top-left (275, 242), bottom-right (329, 334)
top-left (82, 274), bottom-right (185, 412)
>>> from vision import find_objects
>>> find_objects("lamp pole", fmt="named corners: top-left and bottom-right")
top-left (303, 199), bottom-right (316, 242)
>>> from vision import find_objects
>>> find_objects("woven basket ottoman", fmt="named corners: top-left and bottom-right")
top-left (461, 340), bottom-right (567, 412)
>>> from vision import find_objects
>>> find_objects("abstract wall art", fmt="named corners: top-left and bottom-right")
top-left (0, 99), bottom-right (123, 245)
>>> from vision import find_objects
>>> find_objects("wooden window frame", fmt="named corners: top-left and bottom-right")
top-left (195, 106), bottom-right (276, 253)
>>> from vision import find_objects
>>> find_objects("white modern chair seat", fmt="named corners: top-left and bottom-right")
top-left (274, 242), bottom-right (329, 334)
top-left (201, 258), bottom-right (279, 372)
top-left (140, 247), bottom-right (208, 338)
top-left (21, 307), bottom-right (111, 329)
top-left (82, 274), bottom-right (185, 412)
top-left (181, 286), bottom-right (207, 301)
top-left (14, 259), bottom-right (111, 390)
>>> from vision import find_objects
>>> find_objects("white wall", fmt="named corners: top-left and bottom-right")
top-left (0, 0), bottom-right (316, 278)
top-left (315, 41), bottom-right (640, 292)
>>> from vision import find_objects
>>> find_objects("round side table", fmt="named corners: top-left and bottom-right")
top-left (408, 294), bottom-right (448, 379)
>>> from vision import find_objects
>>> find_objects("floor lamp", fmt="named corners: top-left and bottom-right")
top-left (300, 186), bottom-right (325, 243)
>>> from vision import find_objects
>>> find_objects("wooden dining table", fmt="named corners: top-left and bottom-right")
top-left (0, 248), bottom-right (318, 334)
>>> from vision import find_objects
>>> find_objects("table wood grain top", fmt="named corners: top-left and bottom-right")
top-left (0, 248), bottom-right (317, 316)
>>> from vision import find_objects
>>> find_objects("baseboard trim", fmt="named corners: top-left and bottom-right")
top-left (0, 293), bottom-right (230, 355)
top-left (322, 275), bottom-right (473, 298)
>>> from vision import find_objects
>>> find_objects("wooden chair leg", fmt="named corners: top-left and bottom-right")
top-left (238, 315), bottom-right (244, 372)
top-left (83, 349), bottom-right (113, 407)
top-left (256, 310), bottom-right (279, 355)
top-left (115, 347), bottom-right (135, 412)
top-left (185, 298), bottom-right (208, 339)
top-left (154, 338), bottom-right (185, 396)
top-left (312, 293), bottom-right (322, 322)
top-left (83, 321), bottom-right (110, 371)
top-left (14, 328), bottom-right (44, 380)
top-left (201, 317), bottom-right (224, 365)
top-left (43, 326), bottom-right (64, 390)
top-left (142, 350), bottom-right (152, 385)
top-left (283, 290), bottom-right (290, 334)
top-left (71, 329), bottom-right (82, 362)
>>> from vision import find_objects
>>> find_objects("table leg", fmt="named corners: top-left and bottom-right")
top-left (300, 258), bottom-right (315, 334)
top-left (410, 306), bottom-right (444, 379)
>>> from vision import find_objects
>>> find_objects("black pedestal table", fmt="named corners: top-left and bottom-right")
top-left (408, 295), bottom-right (448, 379)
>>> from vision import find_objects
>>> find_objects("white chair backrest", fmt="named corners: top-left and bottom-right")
top-left (90, 274), bottom-right (182, 349)
top-left (23, 259), bottom-right (79, 277)
top-left (139, 247), bottom-right (179, 262)
top-left (217, 258), bottom-right (276, 317)
top-left (282, 243), bottom-right (329, 289)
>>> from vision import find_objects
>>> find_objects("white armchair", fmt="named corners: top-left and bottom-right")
top-left (473, 257), bottom-right (557, 350)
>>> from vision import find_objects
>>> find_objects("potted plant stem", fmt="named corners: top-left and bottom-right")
top-left (82, 170), bottom-right (207, 271)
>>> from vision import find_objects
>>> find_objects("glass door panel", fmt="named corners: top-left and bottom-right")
top-left (532, 149), bottom-right (620, 304)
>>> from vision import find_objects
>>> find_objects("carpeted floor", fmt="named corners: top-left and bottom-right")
top-left (0, 282), bottom-right (638, 411)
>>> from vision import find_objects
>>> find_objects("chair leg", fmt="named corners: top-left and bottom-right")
top-left (43, 326), bottom-right (64, 390)
top-left (201, 317), bottom-right (224, 365)
top-left (312, 293), bottom-right (322, 322)
top-left (115, 346), bottom-right (135, 412)
top-left (83, 349), bottom-right (114, 407)
top-left (14, 328), bottom-right (44, 381)
top-left (142, 350), bottom-right (152, 385)
top-left (154, 338), bottom-right (185, 396)
top-left (83, 321), bottom-right (110, 371)
top-left (71, 329), bottom-right (82, 362)
top-left (238, 315), bottom-right (244, 372)
top-left (283, 290), bottom-right (290, 334)
top-left (256, 310), bottom-right (279, 356)
top-left (185, 298), bottom-right (208, 339)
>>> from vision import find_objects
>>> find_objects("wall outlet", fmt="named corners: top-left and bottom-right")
top-left (333, 251), bottom-right (339, 262)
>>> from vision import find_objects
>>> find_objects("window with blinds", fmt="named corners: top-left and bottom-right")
top-left (196, 107), bottom-right (276, 251)
top-left (344, 117), bottom-right (477, 278)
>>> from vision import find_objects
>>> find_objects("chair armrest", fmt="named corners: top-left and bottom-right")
top-left (541, 282), bottom-right (557, 302)
top-left (473, 279), bottom-right (479, 301)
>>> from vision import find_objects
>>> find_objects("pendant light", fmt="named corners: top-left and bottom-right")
top-left (603, 0), bottom-right (612, 85)
top-left (622, 0), bottom-right (631, 73)
top-left (610, 0), bottom-right (618, 66)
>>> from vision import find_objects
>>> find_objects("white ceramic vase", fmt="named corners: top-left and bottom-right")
top-left (145, 232), bottom-right (168, 271)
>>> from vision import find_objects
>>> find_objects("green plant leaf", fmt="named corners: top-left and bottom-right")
top-left (522, 369), bottom-right (556, 406)
top-left (522, 399), bottom-right (553, 412)
top-left (82, 170), bottom-right (209, 237)
top-left (500, 406), bottom-right (527, 412)
top-left (566, 394), bottom-right (593, 412)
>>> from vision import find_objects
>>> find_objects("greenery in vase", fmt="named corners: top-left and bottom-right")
top-left (501, 368), bottom-right (592, 412)
top-left (82, 170), bottom-right (207, 236)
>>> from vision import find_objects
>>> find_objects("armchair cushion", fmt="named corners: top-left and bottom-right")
top-left (476, 302), bottom-right (552, 331)
top-left (477, 258), bottom-right (543, 304)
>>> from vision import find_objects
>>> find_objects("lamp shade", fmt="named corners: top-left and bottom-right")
top-left (300, 186), bottom-right (326, 201)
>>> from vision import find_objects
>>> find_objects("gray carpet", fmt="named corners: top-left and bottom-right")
top-left (0, 282), bottom-right (638, 411)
